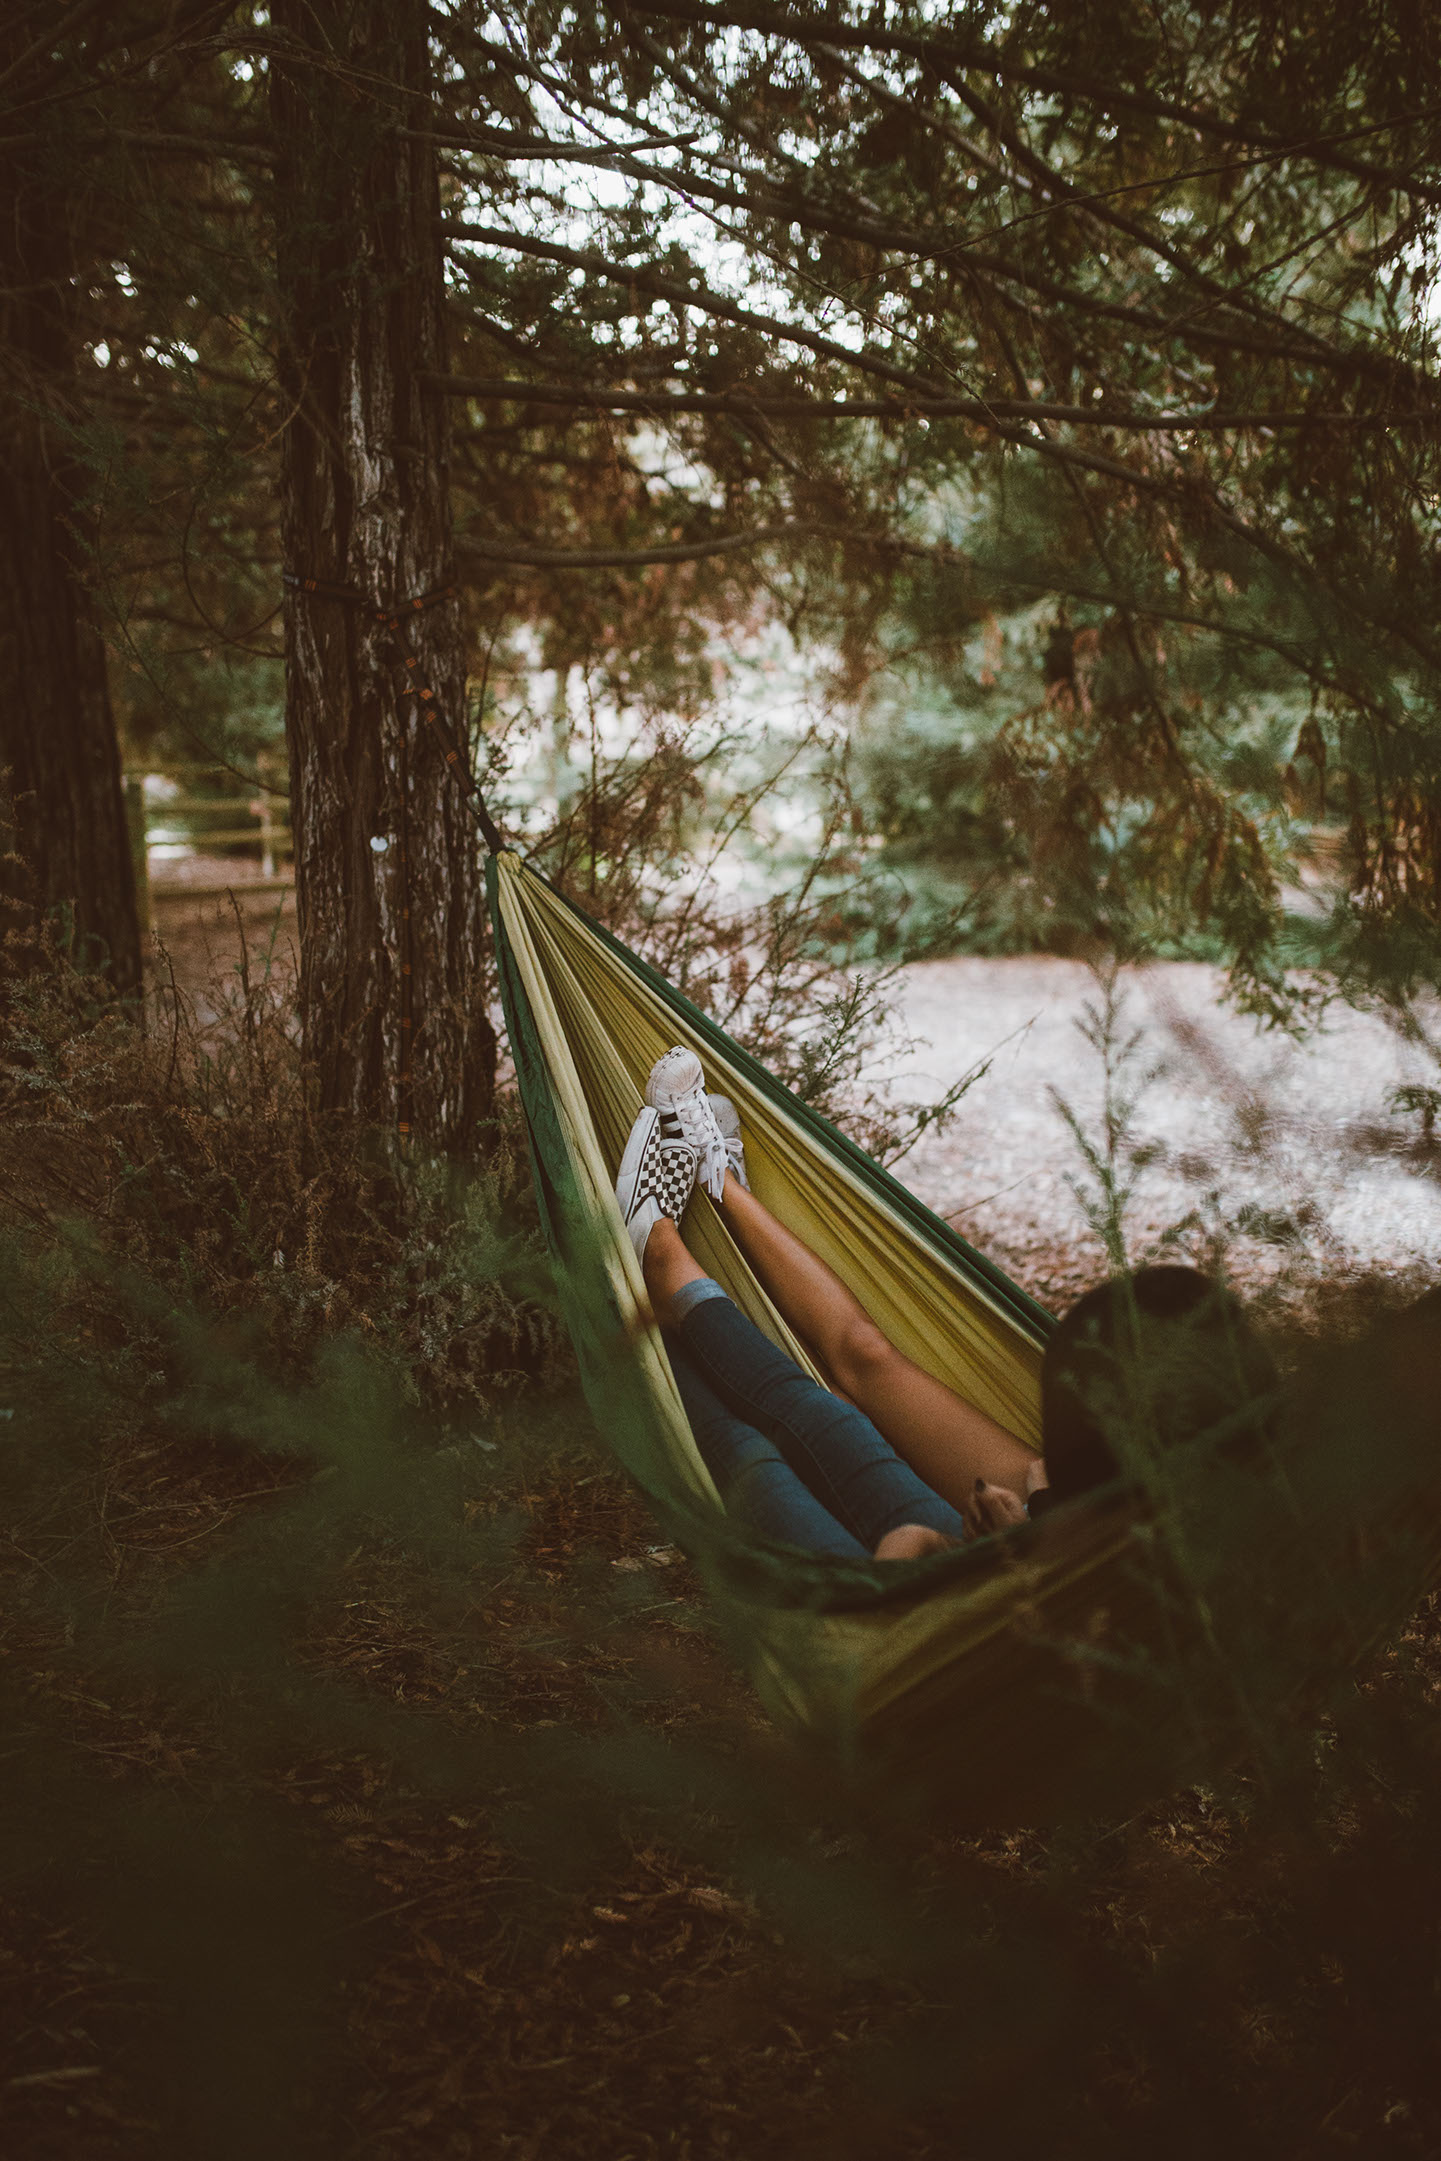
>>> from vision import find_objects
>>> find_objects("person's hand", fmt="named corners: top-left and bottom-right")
top-left (962, 1477), bottom-right (1028, 1541)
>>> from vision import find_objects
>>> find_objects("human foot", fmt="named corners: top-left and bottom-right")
top-left (873, 1524), bottom-right (960, 1562)
top-left (645, 1046), bottom-right (730, 1201)
top-left (615, 1105), bottom-right (698, 1262)
top-left (961, 1479), bottom-right (1028, 1541)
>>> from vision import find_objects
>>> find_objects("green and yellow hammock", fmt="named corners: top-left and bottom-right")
top-left (487, 849), bottom-right (1440, 1826)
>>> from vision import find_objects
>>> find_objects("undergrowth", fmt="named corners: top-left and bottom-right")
top-left (0, 927), bottom-right (564, 1420)
top-left (3, 935), bottom-right (1441, 2159)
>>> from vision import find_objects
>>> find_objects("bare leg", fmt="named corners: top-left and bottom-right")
top-left (642, 1217), bottom-right (706, 1319)
top-left (642, 1218), bottom-right (961, 1558)
top-left (717, 1173), bottom-right (1036, 1511)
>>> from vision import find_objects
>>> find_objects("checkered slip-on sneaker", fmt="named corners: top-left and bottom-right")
top-left (615, 1104), bottom-right (699, 1263)
top-left (645, 1047), bottom-right (731, 1202)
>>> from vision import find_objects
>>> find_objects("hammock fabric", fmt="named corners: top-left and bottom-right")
top-left (486, 849), bottom-right (1440, 1826)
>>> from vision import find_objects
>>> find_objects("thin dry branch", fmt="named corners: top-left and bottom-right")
top-left (424, 372), bottom-right (1430, 432)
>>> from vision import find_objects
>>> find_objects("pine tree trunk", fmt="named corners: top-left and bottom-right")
top-left (270, 0), bottom-right (494, 1147)
top-left (0, 165), bottom-right (140, 997)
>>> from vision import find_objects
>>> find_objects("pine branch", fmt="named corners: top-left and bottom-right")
top-left (631, 2), bottom-right (1441, 206)
top-left (444, 219), bottom-right (941, 395)
top-left (458, 523), bottom-right (803, 567)
top-left (438, 157), bottom-right (1438, 405)
top-left (424, 371), bottom-right (1431, 433)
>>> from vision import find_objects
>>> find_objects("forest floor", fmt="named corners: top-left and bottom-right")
top-left (7, 885), bottom-right (1437, 2157)
top-left (146, 867), bottom-right (298, 1026)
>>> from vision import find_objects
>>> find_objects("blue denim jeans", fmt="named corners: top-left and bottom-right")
top-left (665, 1279), bottom-right (968, 1558)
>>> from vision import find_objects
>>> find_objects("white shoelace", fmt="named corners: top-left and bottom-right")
top-left (660, 1094), bottom-right (729, 1201)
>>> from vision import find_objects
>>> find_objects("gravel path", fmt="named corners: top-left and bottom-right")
top-left (886, 957), bottom-right (1441, 1313)
top-left (147, 884), bottom-right (1441, 1315)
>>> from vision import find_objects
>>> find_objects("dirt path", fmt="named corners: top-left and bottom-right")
top-left (887, 956), bottom-right (1441, 1312)
top-left (146, 870), bottom-right (298, 1028)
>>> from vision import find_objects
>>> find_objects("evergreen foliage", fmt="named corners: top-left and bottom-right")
top-left (6, 1), bottom-right (1439, 1018)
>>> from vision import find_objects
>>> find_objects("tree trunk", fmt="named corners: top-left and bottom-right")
top-left (0, 159), bottom-right (141, 997)
top-left (270, 0), bottom-right (494, 1149)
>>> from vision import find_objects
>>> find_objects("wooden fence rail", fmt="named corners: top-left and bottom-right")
top-left (124, 760), bottom-right (292, 925)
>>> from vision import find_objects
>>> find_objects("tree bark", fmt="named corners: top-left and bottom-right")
top-left (0, 152), bottom-right (141, 997)
top-left (271, 0), bottom-right (494, 1148)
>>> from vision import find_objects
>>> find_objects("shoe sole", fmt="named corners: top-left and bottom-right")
top-left (645, 1049), bottom-right (704, 1112)
top-left (615, 1105), bottom-right (662, 1217)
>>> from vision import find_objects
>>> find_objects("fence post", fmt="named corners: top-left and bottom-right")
top-left (124, 775), bottom-right (151, 933)
top-left (256, 750), bottom-right (282, 875)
